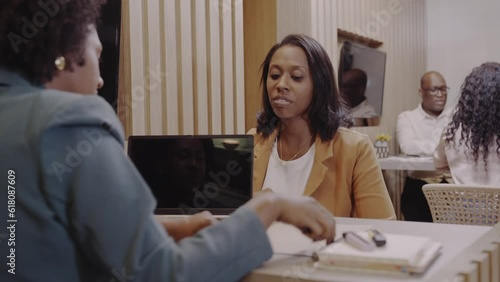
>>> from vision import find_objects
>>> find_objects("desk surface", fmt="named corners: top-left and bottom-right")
top-left (243, 217), bottom-right (490, 282)
top-left (378, 156), bottom-right (435, 171)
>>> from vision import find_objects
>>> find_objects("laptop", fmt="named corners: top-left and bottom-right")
top-left (127, 135), bottom-right (254, 216)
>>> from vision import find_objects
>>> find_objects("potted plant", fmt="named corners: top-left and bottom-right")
top-left (374, 133), bottom-right (391, 158)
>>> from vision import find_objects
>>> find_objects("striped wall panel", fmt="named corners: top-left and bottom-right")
top-left (121, 0), bottom-right (246, 137)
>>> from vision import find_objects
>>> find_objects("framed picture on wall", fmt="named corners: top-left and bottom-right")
top-left (339, 41), bottom-right (386, 126)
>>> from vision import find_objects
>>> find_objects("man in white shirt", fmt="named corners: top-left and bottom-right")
top-left (396, 71), bottom-right (451, 222)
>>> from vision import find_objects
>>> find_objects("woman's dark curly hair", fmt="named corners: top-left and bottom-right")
top-left (0, 0), bottom-right (107, 85)
top-left (444, 62), bottom-right (500, 167)
top-left (256, 34), bottom-right (353, 141)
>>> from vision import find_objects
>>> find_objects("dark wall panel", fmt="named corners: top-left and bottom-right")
top-left (97, 0), bottom-right (121, 112)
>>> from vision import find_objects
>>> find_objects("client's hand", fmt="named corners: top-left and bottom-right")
top-left (245, 193), bottom-right (336, 244)
top-left (253, 187), bottom-right (273, 197)
top-left (156, 211), bottom-right (219, 242)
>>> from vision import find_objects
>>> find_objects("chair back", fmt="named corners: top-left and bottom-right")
top-left (422, 184), bottom-right (500, 226)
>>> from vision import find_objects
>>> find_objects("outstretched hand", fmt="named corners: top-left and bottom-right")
top-left (246, 193), bottom-right (336, 244)
top-left (157, 211), bottom-right (219, 242)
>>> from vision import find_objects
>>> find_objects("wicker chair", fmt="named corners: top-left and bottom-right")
top-left (422, 184), bottom-right (500, 226)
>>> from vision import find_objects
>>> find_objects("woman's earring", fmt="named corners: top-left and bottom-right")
top-left (54, 56), bottom-right (66, 71)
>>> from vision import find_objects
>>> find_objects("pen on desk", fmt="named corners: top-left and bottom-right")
top-left (310, 237), bottom-right (344, 262)
top-left (343, 232), bottom-right (376, 251)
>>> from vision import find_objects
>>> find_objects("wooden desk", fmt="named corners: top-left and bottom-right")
top-left (243, 217), bottom-right (491, 282)
top-left (378, 156), bottom-right (435, 220)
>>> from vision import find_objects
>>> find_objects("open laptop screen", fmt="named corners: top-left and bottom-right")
top-left (127, 135), bottom-right (253, 215)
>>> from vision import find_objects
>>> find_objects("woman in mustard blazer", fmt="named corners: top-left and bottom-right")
top-left (250, 34), bottom-right (395, 220)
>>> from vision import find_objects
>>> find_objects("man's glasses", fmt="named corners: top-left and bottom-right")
top-left (422, 87), bottom-right (449, 96)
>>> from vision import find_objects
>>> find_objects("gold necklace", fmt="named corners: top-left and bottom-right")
top-left (279, 135), bottom-right (313, 166)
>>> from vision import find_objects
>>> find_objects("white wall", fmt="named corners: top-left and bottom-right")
top-left (426, 0), bottom-right (500, 107)
top-left (276, 0), bottom-right (338, 63)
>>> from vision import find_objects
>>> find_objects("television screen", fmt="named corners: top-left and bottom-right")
top-left (97, 0), bottom-right (121, 112)
top-left (339, 41), bottom-right (386, 126)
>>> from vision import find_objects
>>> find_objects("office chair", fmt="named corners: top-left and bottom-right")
top-left (423, 184), bottom-right (500, 226)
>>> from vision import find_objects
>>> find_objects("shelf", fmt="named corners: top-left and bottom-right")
top-left (337, 28), bottom-right (383, 48)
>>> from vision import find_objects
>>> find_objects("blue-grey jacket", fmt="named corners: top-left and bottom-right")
top-left (0, 69), bottom-right (271, 282)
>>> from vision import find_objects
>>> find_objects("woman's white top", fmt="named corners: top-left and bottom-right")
top-left (434, 129), bottom-right (500, 185)
top-left (262, 138), bottom-right (315, 196)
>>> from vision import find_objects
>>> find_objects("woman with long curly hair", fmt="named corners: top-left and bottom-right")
top-left (434, 62), bottom-right (500, 185)
top-left (0, 1), bottom-right (336, 281)
top-left (250, 34), bottom-right (395, 219)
